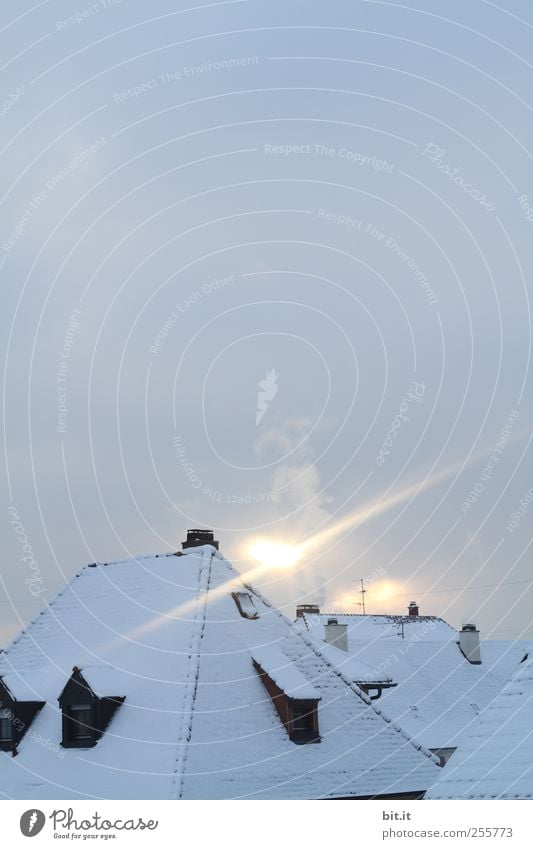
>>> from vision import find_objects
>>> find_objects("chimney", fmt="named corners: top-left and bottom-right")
top-left (182, 529), bottom-right (219, 550)
top-left (324, 618), bottom-right (349, 652)
top-left (408, 601), bottom-right (419, 617)
top-left (295, 604), bottom-right (320, 618)
top-left (459, 624), bottom-right (481, 664)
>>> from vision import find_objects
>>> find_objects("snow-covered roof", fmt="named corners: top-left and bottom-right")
top-left (427, 654), bottom-right (533, 799)
top-left (0, 546), bottom-right (439, 799)
top-left (76, 666), bottom-right (126, 698)
top-left (301, 635), bottom-right (392, 684)
top-left (307, 612), bottom-right (456, 642)
top-left (0, 672), bottom-right (44, 703)
top-left (252, 645), bottom-right (320, 700)
top-left (299, 613), bottom-right (533, 750)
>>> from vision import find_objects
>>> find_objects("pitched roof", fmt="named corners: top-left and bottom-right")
top-left (0, 546), bottom-right (439, 799)
top-left (298, 613), bottom-right (533, 749)
top-left (426, 654), bottom-right (533, 799)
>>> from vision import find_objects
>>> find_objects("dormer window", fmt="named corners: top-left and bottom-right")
top-left (67, 704), bottom-right (94, 742)
top-left (252, 647), bottom-right (321, 744)
top-left (0, 709), bottom-right (13, 743)
top-left (290, 703), bottom-right (319, 743)
top-left (0, 676), bottom-right (44, 753)
top-left (59, 667), bottom-right (125, 749)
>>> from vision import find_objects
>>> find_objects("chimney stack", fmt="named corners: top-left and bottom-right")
top-left (459, 624), bottom-right (481, 664)
top-left (324, 618), bottom-right (349, 652)
top-left (295, 604), bottom-right (320, 619)
top-left (408, 601), bottom-right (419, 617)
top-left (182, 529), bottom-right (219, 550)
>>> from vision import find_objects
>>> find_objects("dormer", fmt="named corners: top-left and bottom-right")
top-left (0, 675), bottom-right (44, 754)
top-left (252, 646), bottom-right (321, 744)
top-left (58, 667), bottom-right (125, 749)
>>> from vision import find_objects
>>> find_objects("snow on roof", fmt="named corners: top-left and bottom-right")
top-left (0, 672), bottom-right (43, 703)
top-left (301, 613), bottom-right (533, 749)
top-left (427, 654), bottom-right (533, 799)
top-left (309, 612), bottom-right (456, 642)
top-left (252, 645), bottom-right (320, 700)
top-left (0, 546), bottom-right (439, 799)
top-left (297, 632), bottom-right (392, 684)
top-left (77, 666), bottom-right (126, 697)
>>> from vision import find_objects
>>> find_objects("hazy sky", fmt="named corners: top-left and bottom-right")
top-left (2, 0), bottom-right (533, 645)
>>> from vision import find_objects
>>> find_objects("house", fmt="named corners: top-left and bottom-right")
top-left (0, 532), bottom-right (440, 799)
top-left (295, 605), bottom-right (533, 766)
top-left (426, 653), bottom-right (533, 799)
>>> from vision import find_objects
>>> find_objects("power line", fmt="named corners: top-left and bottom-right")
top-left (391, 577), bottom-right (533, 596)
top-left (343, 576), bottom-right (533, 612)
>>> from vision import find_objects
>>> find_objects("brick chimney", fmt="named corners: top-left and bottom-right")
top-left (459, 624), bottom-right (481, 664)
top-left (324, 618), bottom-right (348, 652)
top-left (408, 601), bottom-right (419, 617)
top-left (182, 529), bottom-right (219, 550)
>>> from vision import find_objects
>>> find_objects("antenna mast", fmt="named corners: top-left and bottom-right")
top-left (358, 578), bottom-right (367, 615)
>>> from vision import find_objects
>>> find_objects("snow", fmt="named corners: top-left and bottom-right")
top-left (295, 631), bottom-right (392, 685)
top-left (77, 666), bottom-right (126, 697)
top-left (231, 590), bottom-right (259, 619)
top-left (0, 547), bottom-right (439, 799)
top-left (427, 654), bottom-right (533, 799)
top-left (301, 613), bottom-right (533, 749)
top-left (0, 673), bottom-right (43, 702)
top-left (252, 645), bottom-right (321, 700)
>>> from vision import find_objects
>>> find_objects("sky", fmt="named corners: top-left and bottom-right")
top-left (1, 0), bottom-right (533, 645)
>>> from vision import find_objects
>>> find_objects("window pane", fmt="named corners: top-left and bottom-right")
top-left (292, 707), bottom-right (312, 731)
top-left (0, 712), bottom-right (12, 741)
top-left (69, 704), bottom-right (93, 739)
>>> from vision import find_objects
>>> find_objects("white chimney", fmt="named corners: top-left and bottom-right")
top-left (324, 618), bottom-right (348, 652)
top-left (459, 624), bottom-right (481, 664)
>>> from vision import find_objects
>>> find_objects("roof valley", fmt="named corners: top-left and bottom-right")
top-left (169, 549), bottom-right (214, 800)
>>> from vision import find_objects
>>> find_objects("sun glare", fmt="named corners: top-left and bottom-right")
top-left (248, 539), bottom-right (301, 569)
top-left (373, 581), bottom-right (399, 605)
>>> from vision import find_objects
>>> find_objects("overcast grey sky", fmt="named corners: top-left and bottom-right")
top-left (2, 0), bottom-right (533, 645)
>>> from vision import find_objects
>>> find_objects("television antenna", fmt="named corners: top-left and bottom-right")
top-left (356, 578), bottom-right (367, 615)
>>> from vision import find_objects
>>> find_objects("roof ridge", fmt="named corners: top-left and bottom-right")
top-left (319, 612), bottom-right (449, 623)
top-left (292, 628), bottom-right (440, 766)
top-left (92, 551), bottom-right (177, 567)
top-left (241, 580), bottom-right (294, 628)
top-left (170, 548), bottom-right (214, 800)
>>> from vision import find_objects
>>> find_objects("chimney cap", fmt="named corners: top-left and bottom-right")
top-left (461, 623), bottom-right (478, 632)
top-left (327, 618), bottom-right (338, 625)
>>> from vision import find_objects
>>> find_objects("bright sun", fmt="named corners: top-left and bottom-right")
top-left (373, 581), bottom-right (399, 604)
top-left (248, 540), bottom-right (301, 569)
